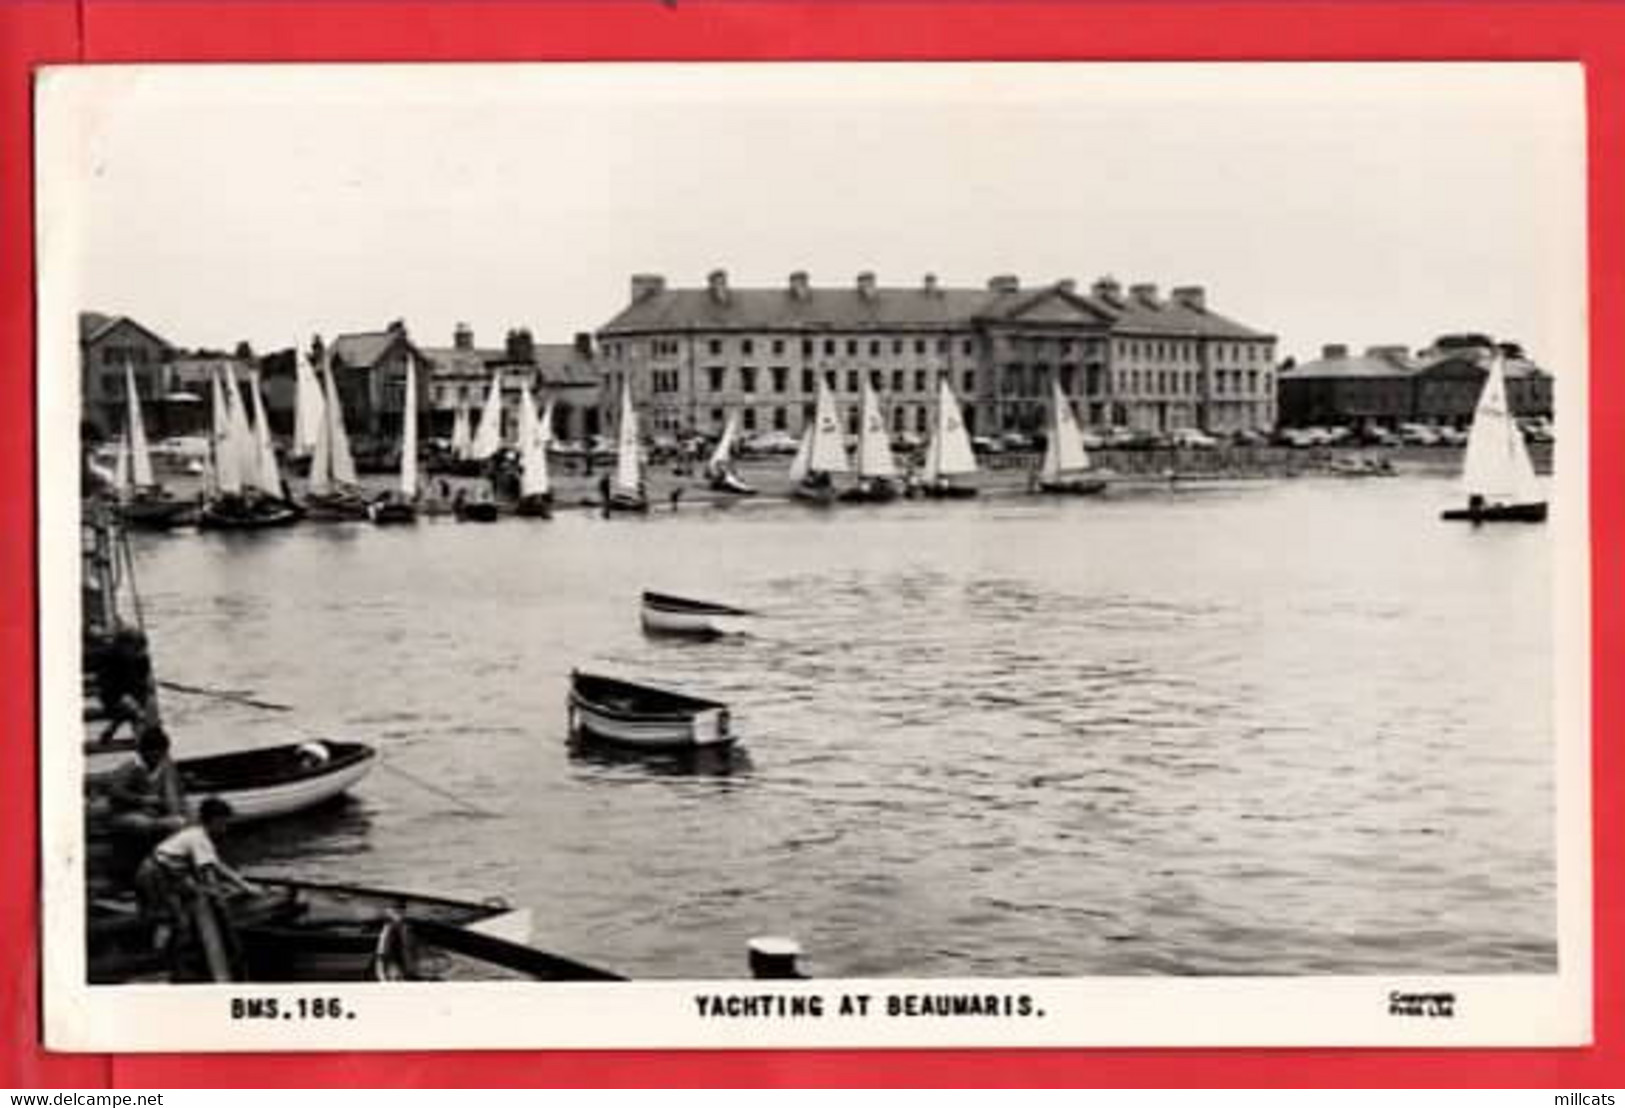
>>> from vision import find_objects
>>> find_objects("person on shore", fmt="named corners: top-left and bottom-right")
top-left (670, 486), bottom-right (684, 512)
top-left (136, 797), bottom-right (261, 961)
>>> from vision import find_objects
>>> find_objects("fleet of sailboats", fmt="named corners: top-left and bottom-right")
top-left (1036, 380), bottom-right (1107, 496)
top-left (916, 376), bottom-right (980, 499)
top-left (1441, 350), bottom-right (1547, 523)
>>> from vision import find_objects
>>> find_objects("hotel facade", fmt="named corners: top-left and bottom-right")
top-left (596, 270), bottom-right (1278, 441)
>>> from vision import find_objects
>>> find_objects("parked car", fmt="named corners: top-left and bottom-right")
top-left (970, 436), bottom-right (1003, 455)
top-left (1355, 425), bottom-right (1400, 447)
top-left (742, 430), bottom-right (799, 456)
top-left (1169, 428), bottom-right (1219, 449)
top-left (998, 432), bottom-right (1034, 452)
top-left (1434, 425), bottom-right (1469, 447)
top-left (1397, 423), bottom-right (1441, 446)
top-left (1228, 428), bottom-right (1267, 447)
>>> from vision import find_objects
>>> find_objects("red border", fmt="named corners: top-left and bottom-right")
top-left (2, 0), bottom-right (1618, 1088)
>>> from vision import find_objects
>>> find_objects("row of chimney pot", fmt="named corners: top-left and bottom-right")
top-left (631, 271), bottom-right (1207, 312)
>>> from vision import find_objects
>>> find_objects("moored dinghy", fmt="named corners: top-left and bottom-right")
top-left (640, 590), bottom-right (753, 638)
top-left (916, 375), bottom-right (980, 499)
top-left (514, 382), bottom-right (553, 518)
top-left (197, 366), bottom-right (303, 531)
top-left (790, 379), bottom-right (847, 505)
top-left (1442, 348), bottom-right (1547, 523)
top-left (838, 379), bottom-right (899, 503)
top-left (1037, 379), bottom-right (1107, 496)
top-left (568, 670), bottom-right (733, 750)
top-left (175, 739), bottom-right (377, 823)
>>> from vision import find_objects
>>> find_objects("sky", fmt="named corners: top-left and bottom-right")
top-left (44, 62), bottom-right (1586, 370)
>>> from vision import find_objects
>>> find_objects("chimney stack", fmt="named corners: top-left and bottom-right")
top-left (1092, 276), bottom-right (1124, 304)
top-left (1056, 278), bottom-right (1076, 295)
top-left (788, 271), bottom-right (811, 300)
top-left (922, 273), bottom-right (941, 297)
top-left (1171, 286), bottom-right (1207, 313)
top-left (1322, 344), bottom-right (1349, 360)
top-left (707, 268), bottom-right (731, 305)
top-left (454, 322), bottom-right (474, 351)
top-left (575, 331), bottom-right (594, 359)
top-left (505, 327), bottom-right (535, 364)
top-left (1129, 283), bottom-right (1160, 307)
top-left (987, 274), bottom-right (1020, 295)
top-left (630, 274), bottom-right (666, 303)
top-left (856, 271), bottom-right (877, 300)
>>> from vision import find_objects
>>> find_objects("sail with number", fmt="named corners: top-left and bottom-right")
top-left (1042, 380), bottom-right (1091, 480)
top-left (1460, 351), bottom-right (1540, 506)
top-left (470, 371), bottom-right (504, 462)
top-left (855, 380), bottom-right (896, 480)
top-left (613, 378), bottom-right (642, 498)
top-left (807, 380), bottom-right (849, 475)
top-left (249, 370), bottom-right (285, 499)
top-left (292, 346), bottom-right (324, 457)
top-left (923, 376), bottom-right (978, 481)
top-left (399, 353), bottom-right (419, 500)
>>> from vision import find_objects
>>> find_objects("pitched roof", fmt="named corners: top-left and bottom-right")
top-left (532, 344), bottom-right (600, 388)
top-left (600, 279), bottom-right (1268, 340)
top-left (330, 329), bottom-right (423, 369)
top-left (79, 311), bottom-right (173, 350)
top-left (421, 346), bottom-right (504, 377)
top-left (1282, 349), bottom-right (1417, 380)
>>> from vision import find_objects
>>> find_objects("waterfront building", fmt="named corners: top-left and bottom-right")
top-left (79, 312), bottom-right (176, 437)
top-left (1278, 334), bottom-right (1553, 428)
top-left (595, 270), bottom-right (1278, 442)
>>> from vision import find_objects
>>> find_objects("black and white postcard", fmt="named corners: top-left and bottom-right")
top-left (37, 62), bottom-right (1590, 1050)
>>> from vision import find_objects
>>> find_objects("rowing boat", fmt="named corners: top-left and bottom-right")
top-left (640, 591), bottom-right (752, 638)
top-left (176, 740), bottom-right (377, 823)
top-left (568, 671), bottom-right (733, 750)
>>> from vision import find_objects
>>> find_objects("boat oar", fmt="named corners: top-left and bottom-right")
top-left (157, 680), bottom-right (294, 713)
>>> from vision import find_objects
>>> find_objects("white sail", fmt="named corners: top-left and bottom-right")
top-left (1042, 380), bottom-right (1091, 480)
top-left (470, 371), bottom-right (504, 462)
top-left (399, 353), bottom-right (419, 500)
top-left (1460, 351), bottom-right (1540, 505)
top-left (123, 362), bottom-right (155, 489)
top-left (808, 380), bottom-right (850, 474)
top-left (292, 346), bottom-right (324, 456)
top-left (924, 376), bottom-right (978, 480)
top-left (708, 412), bottom-right (740, 475)
top-left (520, 380), bottom-right (550, 498)
top-left (787, 424), bottom-right (813, 485)
top-left (323, 353), bottom-right (359, 487)
top-left (249, 370), bottom-right (285, 499)
top-left (537, 396), bottom-right (555, 451)
top-left (855, 380), bottom-right (896, 480)
top-left (450, 404), bottom-right (472, 460)
top-left (225, 365), bottom-right (262, 493)
top-left (613, 378), bottom-right (642, 497)
top-left (306, 368), bottom-right (334, 496)
top-left (210, 368), bottom-right (242, 497)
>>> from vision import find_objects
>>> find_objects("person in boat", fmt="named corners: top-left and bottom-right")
top-left (135, 797), bottom-right (262, 959)
top-left (93, 722), bottom-right (188, 889)
top-left (91, 628), bottom-right (157, 744)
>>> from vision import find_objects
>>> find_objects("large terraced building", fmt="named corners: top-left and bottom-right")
top-left (596, 270), bottom-right (1278, 442)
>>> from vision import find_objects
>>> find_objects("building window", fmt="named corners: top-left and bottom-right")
top-left (711, 407), bottom-right (724, 426)
top-left (962, 339), bottom-right (974, 356)
top-left (774, 407), bottom-right (788, 430)
top-left (708, 339), bottom-right (723, 356)
top-left (824, 340), bottom-right (836, 356)
top-left (825, 370), bottom-right (838, 391)
top-left (869, 340), bottom-right (881, 357)
top-left (915, 407), bottom-right (928, 432)
top-left (741, 367), bottom-right (758, 394)
top-left (743, 408), bottom-right (757, 431)
top-left (915, 339), bottom-right (927, 355)
top-left (707, 366), bottom-right (725, 392)
top-left (892, 339), bottom-right (904, 355)
top-left (892, 369), bottom-right (905, 392)
top-left (846, 340), bottom-right (859, 357)
top-left (915, 370), bottom-right (927, 392)
top-left (803, 339), bottom-right (814, 357)
top-left (963, 370), bottom-right (975, 394)
top-left (772, 367), bottom-right (789, 393)
top-left (893, 407), bottom-right (905, 432)
top-left (772, 339), bottom-right (785, 356)
top-left (742, 339), bottom-right (755, 356)
top-left (846, 370), bottom-right (859, 393)
top-left (802, 369), bottom-right (816, 393)
top-left (937, 338), bottom-right (949, 354)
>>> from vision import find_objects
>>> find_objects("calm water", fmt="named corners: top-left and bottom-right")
top-left (133, 474), bottom-right (1556, 979)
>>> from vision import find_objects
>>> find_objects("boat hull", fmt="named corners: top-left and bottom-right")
top-left (177, 740), bottom-right (377, 823)
top-left (708, 472), bottom-right (757, 496)
top-left (568, 672), bottom-right (733, 750)
top-left (454, 501), bottom-right (500, 522)
top-left (1037, 477), bottom-right (1107, 496)
top-left (368, 501), bottom-right (418, 525)
top-left (197, 499), bottom-right (304, 531)
top-left (302, 491), bottom-right (371, 521)
top-left (791, 482), bottom-right (838, 506)
top-left (916, 482), bottom-right (978, 500)
top-left (606, 492), bottom-right (650, 514)
top-left (117, 493), bottom-right (195, 530)
top-left (1441, 501), bottom-right (1548, 523)
top-left (515, 494), bottom-right (553, 518)
top-left (837, 479), bottom-right (899, 504)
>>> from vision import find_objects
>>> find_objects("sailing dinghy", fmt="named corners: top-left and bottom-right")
top-left (605, 378), bottom-right (650, 514)
top-left (514, 381), bottom-right (553, 518)
top-left (1037, 380), bottom-right (1107, 496)
top-left (111, 362), bottom-right (193, 530)
top-left (916, 376), bottom-right (980, 499)
top-left (568, 671), bottom-right (733, 750)
top-left (790, 379), bottom-right (847, 505)
top-left (197, 366), bottom-right (302, 531)
top-left (706, 412), bottom-right (756, 495)
top-left (301, 352), bottom-right (370, 521)
top-left (369, 352), bottom-right (420, 524)
top-left (1441, 350), bottom-right (1547, 523)
top-left (838, 379), bottom-right (899, 503)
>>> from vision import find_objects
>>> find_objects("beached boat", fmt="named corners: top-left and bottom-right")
top-left (110, 363), bottom-right (195, 530)
top-left (514, 381), bottom-right (553, 518)
top-left (838, 379), bottom-right (899, 503)
top-left (640, 590), bottom-right (752, 638)
top-left (917, 376), bottom-right (980, 499)
top-left (790, 379), bottom-right (847, 505)
top-left (1037, 380), bottom-right (1107, 496)
top-left (606, 379), bottom-right (650, 514)
top-left (175, 739), bottom-right (377, 823)
top-left (1442, 350), bottom-right (1547, 523)
top-left (568, 671), bottom-right (733, 750)
top-left (706, 412), bottom-right (756, 496)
